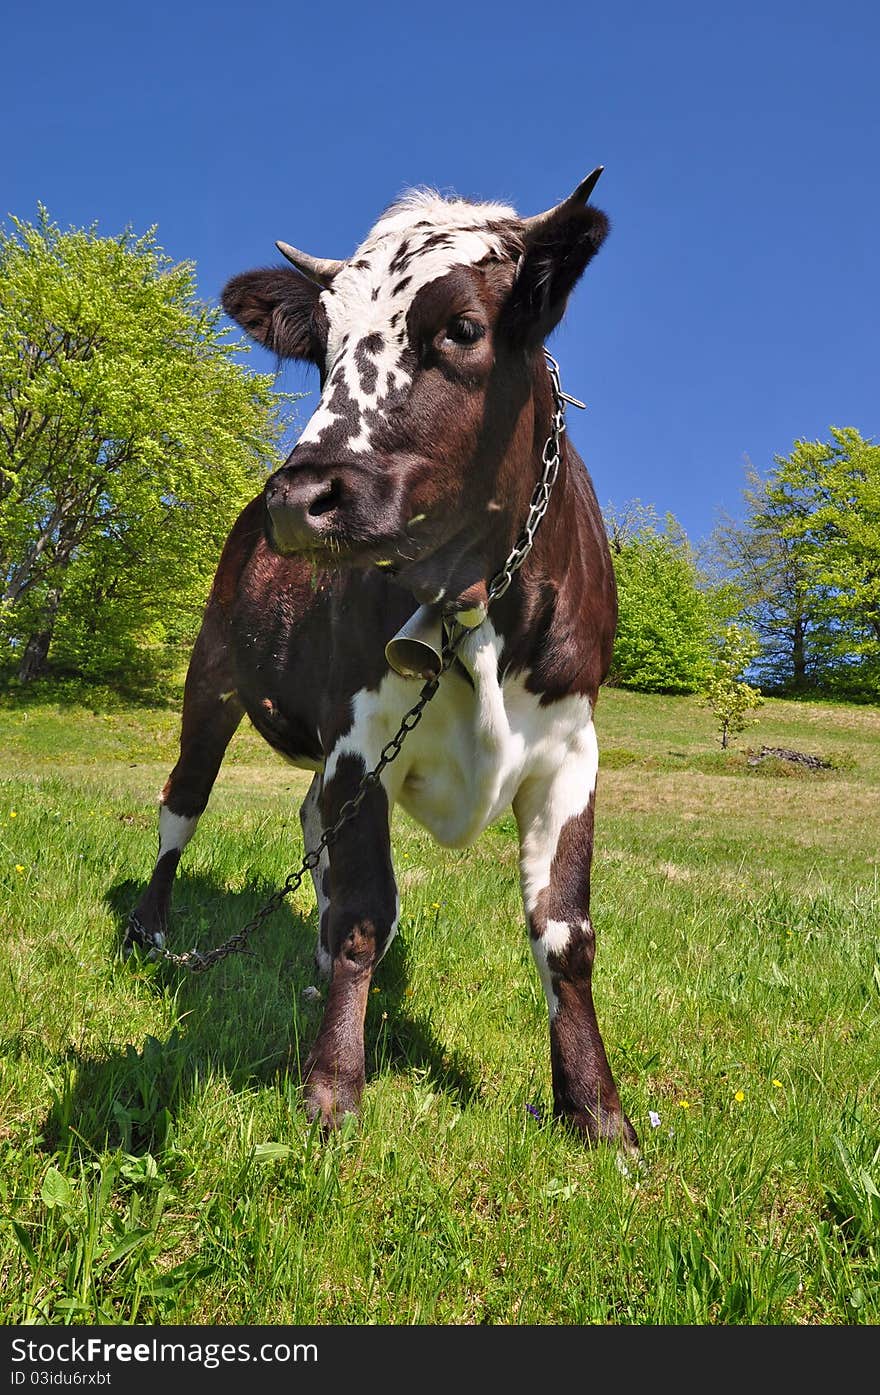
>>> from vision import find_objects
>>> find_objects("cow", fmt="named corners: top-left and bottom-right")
top-left (128, 169), bottom-right (639, 1152)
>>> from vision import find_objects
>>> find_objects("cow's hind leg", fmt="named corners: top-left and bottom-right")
top-left (301, 754), bottom-right (399, 1130)
top-left (514, 721), bottom-right (638, 1151)
top-left (126, 617), bottom-right (244, 952)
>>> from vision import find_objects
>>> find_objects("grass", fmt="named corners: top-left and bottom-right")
top-left (0, 677), bottom-right (878, 1324)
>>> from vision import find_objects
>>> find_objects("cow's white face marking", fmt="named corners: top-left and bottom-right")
top-left (297, 193), bottom-right (517, 455)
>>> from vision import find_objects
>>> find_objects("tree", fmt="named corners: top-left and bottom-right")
top-left (0, 208), bottom-right (289, 683)
top-left (701, 623), bottom-right (763, 749)
top-left (767, 429), bottom-right (880, 698)
top-left (713, 432), bottom-right (880, 699)
top-left (605, 504), bottom-right (715, 693)
top-left (710, 466), bottom-right (819, 693)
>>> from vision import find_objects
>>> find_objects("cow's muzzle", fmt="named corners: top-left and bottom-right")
top-left (264, 463), bottom-right (346, 555)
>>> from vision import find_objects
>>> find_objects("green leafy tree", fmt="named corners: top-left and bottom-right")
top-left (710, 465), bottom-right (819, 692)
top-left (701, 623), bottom-right (763, 749)
top-left (0, 207), bottom-right (289, 683)
top-left (713, 432), bottom-right (880, 698)
top-left (766, 429), bottom-right (880, 698)
top-left (605, 503), bottom-right (714, 693)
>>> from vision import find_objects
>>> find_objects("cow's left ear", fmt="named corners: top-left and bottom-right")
top-left (503, 172), bottom-right (610, 346)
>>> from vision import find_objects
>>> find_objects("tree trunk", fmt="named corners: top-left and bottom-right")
top-left (17, 587), bottom-right (61, 682)
top-left (791, 615), bottom-right (807, 689)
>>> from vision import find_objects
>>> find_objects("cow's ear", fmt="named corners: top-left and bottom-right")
top-left (221, 268), bottom-right (323, 361)
top-left (503, 204), bottom-right (609, 347)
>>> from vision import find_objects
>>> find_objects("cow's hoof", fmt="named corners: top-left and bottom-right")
top-left (560, 1105), bottom-right (640, 1153)
top-left (122, 913), bottom-right (166, 957)
top-left (303, 1072), bottom-right (363, 1133)
top-left (613, 1112), bottom-right (641, 1155)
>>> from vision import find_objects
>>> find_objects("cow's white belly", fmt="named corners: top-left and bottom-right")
top-left (324, 621), bottom-right (594, 848)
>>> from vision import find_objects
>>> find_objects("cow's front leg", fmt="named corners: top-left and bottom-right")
top-left (514, 724), bottom-right (638, 1151)
top-left (302, 754), bottom-right (398, 1131)
top-left (299, 773), bottom-right (332, 978)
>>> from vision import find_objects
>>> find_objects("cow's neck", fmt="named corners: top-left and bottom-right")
top-left (490, 362), bottom-right (613, 702)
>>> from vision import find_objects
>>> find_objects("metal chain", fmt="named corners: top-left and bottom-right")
top-left (126, 349), bottom-right (578, 972)
top-left (487, 351), bottom-right (571, 604)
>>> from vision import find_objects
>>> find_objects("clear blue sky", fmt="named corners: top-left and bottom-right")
top-left (3, 0), bottom-right (877, 544)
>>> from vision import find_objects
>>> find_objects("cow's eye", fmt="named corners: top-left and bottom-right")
top-left (443, 317), bottom-right (485, 346)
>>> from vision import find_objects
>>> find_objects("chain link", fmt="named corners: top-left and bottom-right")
top-left (126, 350), bottom-right (575, 972)
top-left (487, 352), bottom-right (568, 604)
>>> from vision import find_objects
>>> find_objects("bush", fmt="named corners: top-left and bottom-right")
top-left (609, 519), bottom-right (713, 693)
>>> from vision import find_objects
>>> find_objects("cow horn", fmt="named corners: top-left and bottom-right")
top-left (520, 167), bottom-right (604, 240)
top-left (275, 241), bottom-right (345, 288)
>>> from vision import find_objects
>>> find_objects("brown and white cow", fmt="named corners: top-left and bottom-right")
top-left (129, 170), bottom-right (639, 1151)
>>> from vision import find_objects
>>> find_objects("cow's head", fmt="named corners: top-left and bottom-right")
top-left (222, 172), bottom-right (609, 606)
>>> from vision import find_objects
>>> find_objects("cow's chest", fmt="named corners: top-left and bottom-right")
top-left (323, 622), bottom-right (592, 848)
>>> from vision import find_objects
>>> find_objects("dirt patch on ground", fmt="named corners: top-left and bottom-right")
top-left (746, 745), bottom-right (833, 770)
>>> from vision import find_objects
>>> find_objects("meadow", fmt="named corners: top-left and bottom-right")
top-left (0, 678), bottom-right (877, 1325)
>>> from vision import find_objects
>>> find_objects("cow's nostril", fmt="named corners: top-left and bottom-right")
top-left (307, 480), bottom-right (342, 519)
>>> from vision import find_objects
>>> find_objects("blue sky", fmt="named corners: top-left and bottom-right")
top-left (3, 0), bottom-right (877, 544)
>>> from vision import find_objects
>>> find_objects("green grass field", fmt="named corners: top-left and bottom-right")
top-left (0, 678), bottom-right (877, 1325)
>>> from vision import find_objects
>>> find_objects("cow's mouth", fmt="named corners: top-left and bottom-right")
top-left (264, 490), bottom-right (435, 576)
top-left (265, 513), bottom-right (405, 573)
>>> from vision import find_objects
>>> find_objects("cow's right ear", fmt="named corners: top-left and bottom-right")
top-left (501, 169), bottom-right (610, 347)
top-left (221, 268), bottom-right (324, 361)
top-left (503, 204), bottom-right (609, 347)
